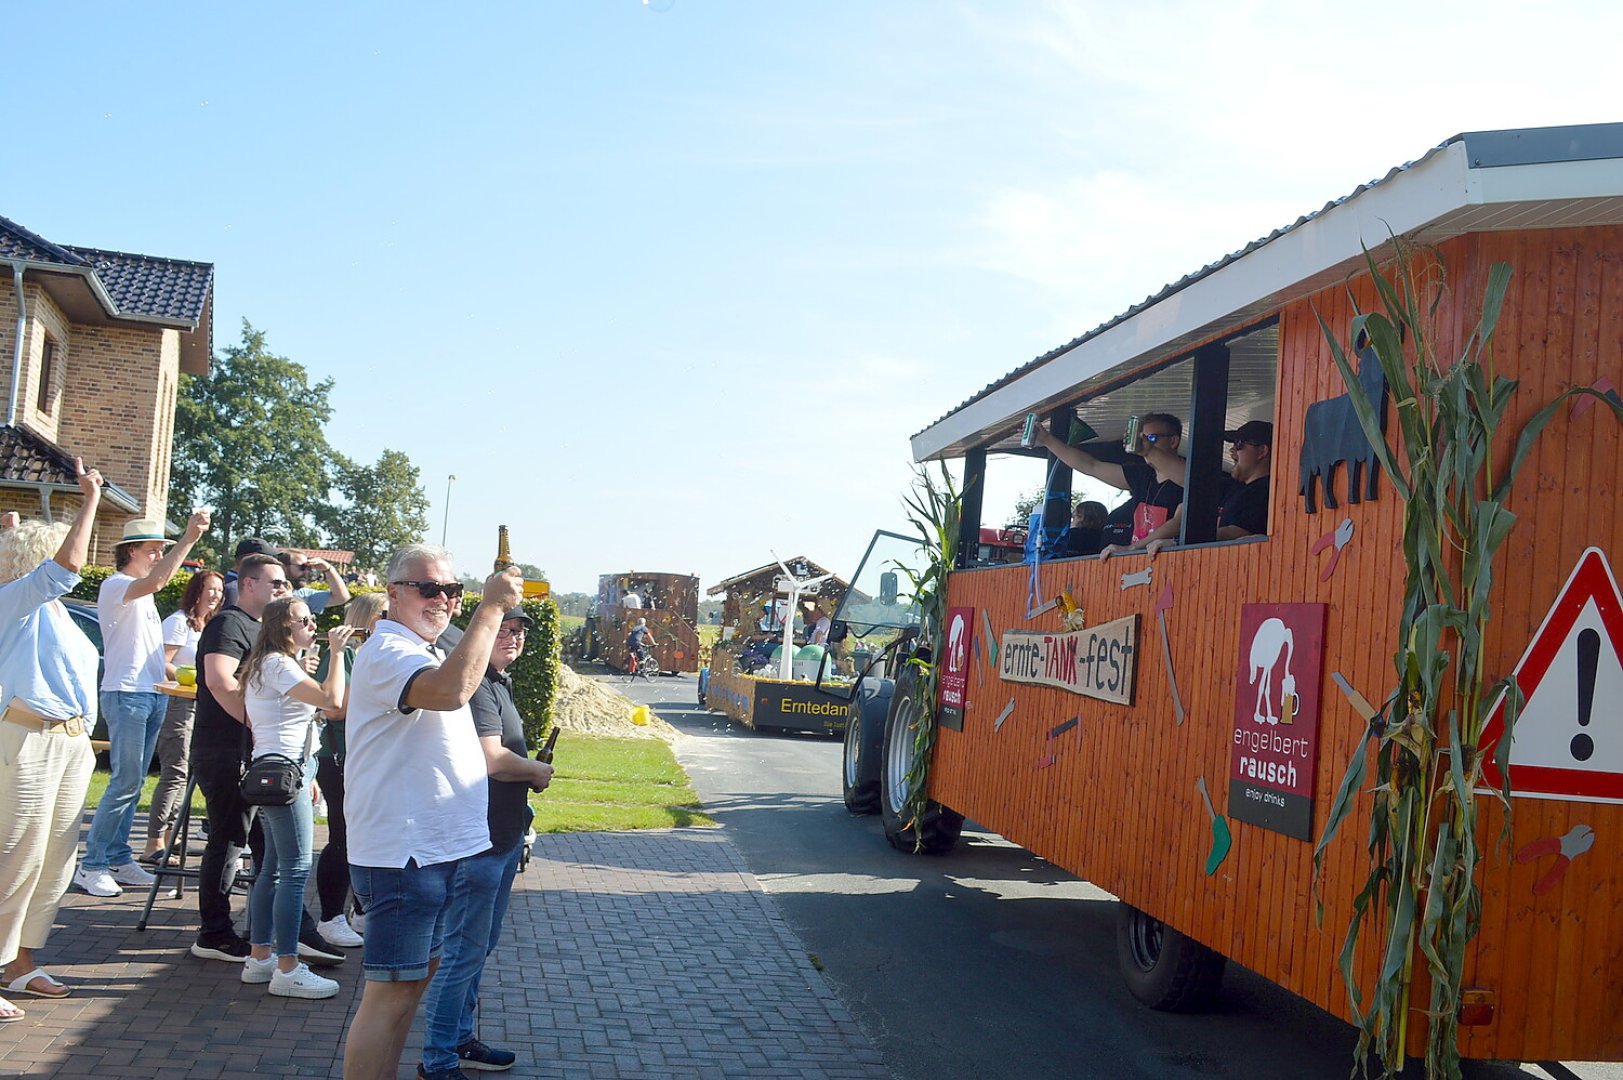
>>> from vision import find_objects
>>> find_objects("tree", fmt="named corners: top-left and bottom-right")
top-left (330, 449), bottom-right (430, 571)
top-left (172, 321), bottom-right (338, 563)
top-left (1010, 486), bottom-right (1083, 522)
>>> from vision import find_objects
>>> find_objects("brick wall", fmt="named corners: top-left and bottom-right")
top-left (0, 276), bottom-right (182, 557)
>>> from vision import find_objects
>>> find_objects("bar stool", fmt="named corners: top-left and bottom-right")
top-left (135, 772), bottom-right (255, 931)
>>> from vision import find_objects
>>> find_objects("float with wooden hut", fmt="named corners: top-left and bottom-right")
top-left (591, 571), bottom-right (699, 675)
top-left (701, 556), bottom-right (855, 733)
top-left (838, 124), bottom-right (1623, 1068)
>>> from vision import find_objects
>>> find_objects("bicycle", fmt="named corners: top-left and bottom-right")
top-left (625, 643), bottom-right (660, 682)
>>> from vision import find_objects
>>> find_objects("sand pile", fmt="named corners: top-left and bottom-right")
top-left (553, 663), bottom-right (679, 740)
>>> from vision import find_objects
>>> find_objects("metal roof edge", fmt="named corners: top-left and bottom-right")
top-left (912, 123), bottom-right (1623, 462)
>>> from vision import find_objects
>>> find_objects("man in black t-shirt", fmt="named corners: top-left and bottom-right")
top-left (190, 554), bottom-right (349, 965)
top-left (1216, 420), bottom-right (1272, 539)
top-left (418, 610), bottom-right (554, 1077)
top-left (1035, 413), bottom-right (1188, 550)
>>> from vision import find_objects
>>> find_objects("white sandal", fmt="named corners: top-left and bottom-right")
top-left (0, 993), bottom-right (23, 1023)
top-left (5, 967), bottom-right (69, 998)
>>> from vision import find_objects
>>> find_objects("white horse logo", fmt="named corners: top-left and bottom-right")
top-left (1249, 617), bottom-right (1298, 725)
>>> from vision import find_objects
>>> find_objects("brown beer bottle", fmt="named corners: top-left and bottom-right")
top-left (495, 525), bottom-right (514, 572)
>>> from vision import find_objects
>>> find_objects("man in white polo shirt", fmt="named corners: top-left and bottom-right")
top-left (340, 543), bottom-right (523, 1080)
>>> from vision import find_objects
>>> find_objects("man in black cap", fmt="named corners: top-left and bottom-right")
top-left (416, 608), bottom-right (553, 1079)
top-left (1216, 420), bottom-right (1273, 539)
top-left (220, 537), bottom-right (279, 610)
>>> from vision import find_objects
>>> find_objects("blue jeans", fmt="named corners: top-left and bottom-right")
top-left (351, 858), bottom-right (465, 982)
top-left (420, 842), bottom-right (524, 1070)
top-left (248, 758), bottom-right (316, 958)
top-left (81, 691), bottom-right (167, 870)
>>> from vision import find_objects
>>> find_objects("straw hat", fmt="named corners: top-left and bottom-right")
top-left (116, 519), bottom-right (173, 546)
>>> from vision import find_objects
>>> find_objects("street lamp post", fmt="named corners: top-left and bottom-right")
top-left (442, 474), bottom-right (456, 545)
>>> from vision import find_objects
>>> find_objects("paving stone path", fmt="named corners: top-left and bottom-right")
top-left (1, 827), bottom-right (890, 1079)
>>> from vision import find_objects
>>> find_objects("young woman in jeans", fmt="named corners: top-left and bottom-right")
top-left (312, 592), bottom-right (386, 948)
top-left (238, 598), bottom-right (353, 999)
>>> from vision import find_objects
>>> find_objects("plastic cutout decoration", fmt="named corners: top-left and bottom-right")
top-left (1195, 775), bottom-right (1233, 874)
top-left (1311, 518), bottom-right (1355, 581)
top-left (1155, 581), bottom-right (1185, 725)
top-left (1514, 824), bottom-right (1596, 895)
top-left (1120, 566), bottom-right (1152, 590)
top-left (1036, 716), bottom-right (1080, 769)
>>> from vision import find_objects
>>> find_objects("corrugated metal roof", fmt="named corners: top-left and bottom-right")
top-left (914, 122), bottom-right (1623, 445)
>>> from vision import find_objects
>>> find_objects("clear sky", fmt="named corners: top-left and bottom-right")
top-left (9, 1), bottom-right (1621, 592)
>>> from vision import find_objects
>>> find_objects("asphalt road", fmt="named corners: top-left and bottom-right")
top-left (595, 667), bottom-right (1615, 1080)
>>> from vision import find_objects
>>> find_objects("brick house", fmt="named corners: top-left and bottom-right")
top-left (0, 214), bottom-right (213, 562)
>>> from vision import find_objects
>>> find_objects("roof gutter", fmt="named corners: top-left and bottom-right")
top-left (6, 258), bottom-right (200, 332)
top-left (8, 261), bottom-right (25, 427)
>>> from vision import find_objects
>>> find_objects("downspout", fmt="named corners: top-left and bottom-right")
top-left (8, 261), bottom-right (25, 427)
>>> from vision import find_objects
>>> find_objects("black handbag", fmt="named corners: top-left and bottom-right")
top-left (240, 753), bottom-right (304, 806)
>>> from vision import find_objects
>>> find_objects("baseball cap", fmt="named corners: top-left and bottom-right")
top-left (234, 536), bottom-right (281, 560)
top-left (1222, 420), bottom-right (1273, 446)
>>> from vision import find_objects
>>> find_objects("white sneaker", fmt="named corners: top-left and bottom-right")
top-left (347, 911), bottom-right (365, 935)
top-left (317, 915), bottom-right (363, 948)
top-left (109, 861), bottom-right (156, 886)
top-left (240, 955), bottom-right (276, 985)
top-left (74, 866), bottom-right (122, 897)
top-left (269, 962), bottom-right (339, 999)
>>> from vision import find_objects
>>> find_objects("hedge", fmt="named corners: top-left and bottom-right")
top-left (451, 593), bottom-right (561, 752)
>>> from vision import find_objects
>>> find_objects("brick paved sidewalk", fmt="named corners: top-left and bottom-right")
top-left (1, 827), bottom-right (890, 1080)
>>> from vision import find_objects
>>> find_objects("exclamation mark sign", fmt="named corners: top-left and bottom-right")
top-left (1571, 628), bottom-right (1600, 762)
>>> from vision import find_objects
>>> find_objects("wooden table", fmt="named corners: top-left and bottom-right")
top-left (156, 681), bottom-right (197, 700)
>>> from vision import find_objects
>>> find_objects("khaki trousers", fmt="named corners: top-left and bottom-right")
top-left (0, 718), bottom-right (95, 964)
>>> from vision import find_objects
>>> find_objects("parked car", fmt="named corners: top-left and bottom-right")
top-left (61, 598), bottom-right (108, 744)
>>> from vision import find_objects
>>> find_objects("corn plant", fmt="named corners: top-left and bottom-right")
top-left (895, 462), bottom-right (962, 841)
top-left (1311, 239), bottom-right (1623, 1079)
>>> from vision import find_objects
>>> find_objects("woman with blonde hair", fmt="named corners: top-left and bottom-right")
top-left (237, 597), bottom-right (353, 999)
top-left (0, 463), bottom-right (103, 1020)
top-left (312, 590), bottom-right (386, 948)
top-left (142, 568), bottom-right (225, 864)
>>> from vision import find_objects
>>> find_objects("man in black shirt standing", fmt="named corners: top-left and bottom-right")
top-left (418, 610), bottom-right (554, 1079)
top-left (188, 554), bottom-right (344, 967)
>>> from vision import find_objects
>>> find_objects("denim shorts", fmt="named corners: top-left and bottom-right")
top-left (350, 859), bottom-right (463, 981)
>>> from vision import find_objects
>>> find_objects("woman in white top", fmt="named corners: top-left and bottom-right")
top-left (142, 569), bottom-right (223, 863)
top-left (238, 598), bottom-right (353, 999)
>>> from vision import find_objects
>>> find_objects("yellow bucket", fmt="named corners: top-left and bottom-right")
top-left (631, 705), bottom-right (651, 726)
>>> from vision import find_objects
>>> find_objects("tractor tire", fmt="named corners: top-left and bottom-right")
top-left (1115, 903), bottom-right (1226, 1012)
top-left (842, 677), bottom-right (892, 815)
top-left (879, 667), bottom-right (962, 854)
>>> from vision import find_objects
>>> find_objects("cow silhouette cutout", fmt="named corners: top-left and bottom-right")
top-left (1300, 338), bottom-right (1389, 513)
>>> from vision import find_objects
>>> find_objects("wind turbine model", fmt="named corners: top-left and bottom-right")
top-left (770, 551), bottom-right (833, 681)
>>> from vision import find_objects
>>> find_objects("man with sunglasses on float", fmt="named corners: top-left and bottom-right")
top-left (190, 553), bottom-right (344, 966)
top-left (340, 544), bottom-right (525, 1080)
top-left (1034, 412), bottom-right (1189, 550)
top-left (1214, 420), bottom-right (1272, 540)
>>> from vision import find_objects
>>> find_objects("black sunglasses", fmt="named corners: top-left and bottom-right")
top-left (391, 580), bottom-right (466, 600)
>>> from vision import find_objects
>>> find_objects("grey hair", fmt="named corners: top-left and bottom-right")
top-left (385, 543), bottom-right (454, 583)
top-left (0, 520), bottom-right (70, 585)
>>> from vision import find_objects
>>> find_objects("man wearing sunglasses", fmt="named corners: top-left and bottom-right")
top-left (1035, 413), bottom-right (1188, 547)
top-left (1215, 421), bottom-right (1273, 540)
top-left (341, 545), bottom-right (526, 1080)
top-left (191, 554), bottom-right (314, 962)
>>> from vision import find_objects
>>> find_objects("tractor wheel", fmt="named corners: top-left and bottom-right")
top-left (1115, 903), bottom-right (1226, 1012)
top-left (879, 667), bottom-right (962, 854)
top-left (842, 677), bottom-right (892, 814)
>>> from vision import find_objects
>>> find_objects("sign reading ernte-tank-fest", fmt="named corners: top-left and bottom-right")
top-left (998, 615), bottom-right (1138, 705)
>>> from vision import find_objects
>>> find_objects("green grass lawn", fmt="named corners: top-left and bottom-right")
top-left (84, 732), bottom-right (713, 834)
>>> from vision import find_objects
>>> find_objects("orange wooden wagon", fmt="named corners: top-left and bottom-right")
top-left (841, 123), bottom-right (1623, 1065)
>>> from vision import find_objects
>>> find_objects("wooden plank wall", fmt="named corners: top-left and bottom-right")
top-left (929, 226), bottom-right (1623, 1062)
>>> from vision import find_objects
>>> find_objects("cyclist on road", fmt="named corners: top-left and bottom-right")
top-left (626, 618), bottom-right (658, 675)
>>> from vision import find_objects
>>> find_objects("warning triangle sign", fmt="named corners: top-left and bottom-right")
top-left (1480, 548), bottom-right (1623, 802)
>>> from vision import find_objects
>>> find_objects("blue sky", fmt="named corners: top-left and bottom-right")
top-left (9, 2), bottom-right (1621, 592)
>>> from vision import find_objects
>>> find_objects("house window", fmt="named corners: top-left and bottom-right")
top-left (37, 339), bottom-right (57, 414)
